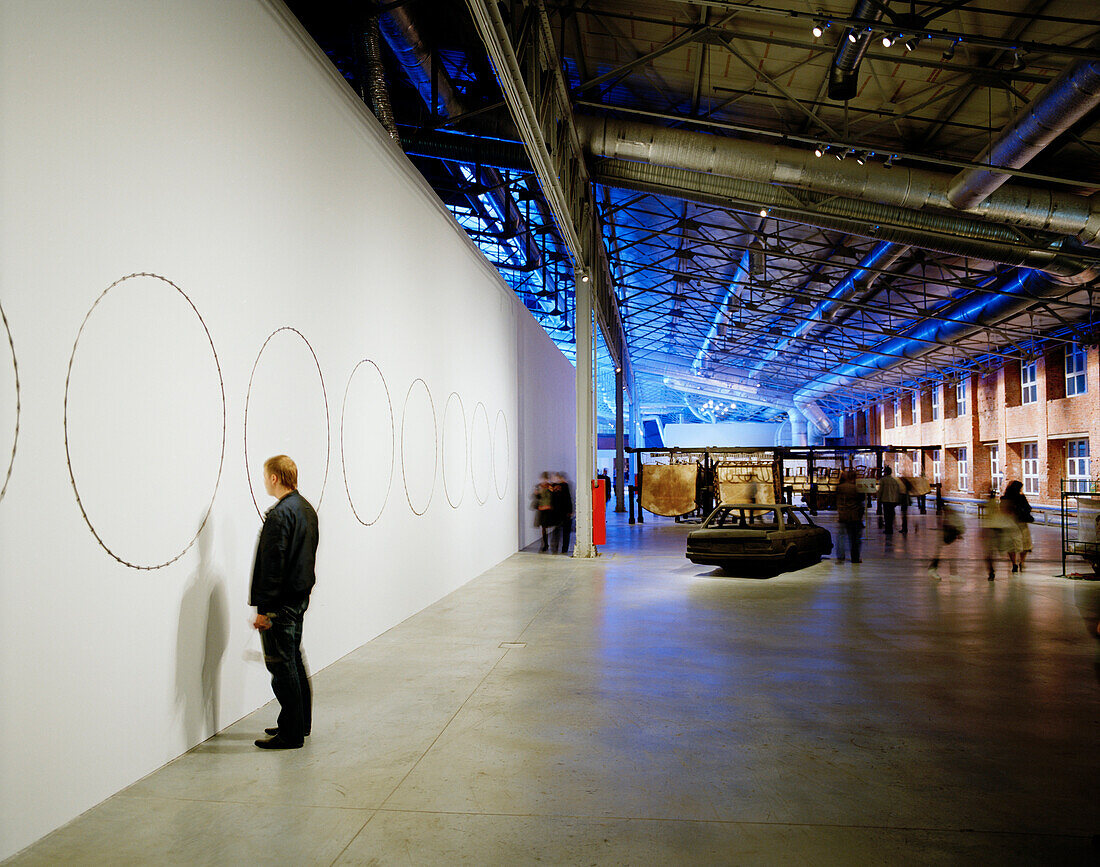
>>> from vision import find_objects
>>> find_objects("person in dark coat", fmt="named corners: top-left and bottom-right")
top-left (835, 470), bottom-right (864, 563)
top-left (1000, 480), bottom-right (1034, 572)
top-left (531, 472), bottom-right (554, 552)
top-left (250, 455), bottom-right (319, 749)
top-left (551, 472), bottom-right (574, 554)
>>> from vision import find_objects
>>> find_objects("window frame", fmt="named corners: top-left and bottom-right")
top-left (990, 444), bottom-right (1003, 494)
top-left (1021, 360), bottom-right (1038, 404)
top-left (931, 385), bottom-right (940, 420)
top-left (932, 448), bottom-right (942, 484)
top-left (957, 447), bottom-right (969, 491)
top-left (1022, 442), bottom-right (1040, 495)
top-left (1067, 439), bottom-right (1091, 493)
top-left (956, 378), bottom-right (968, 416)
top-left (1066, 342), bottom-right (1087, 397)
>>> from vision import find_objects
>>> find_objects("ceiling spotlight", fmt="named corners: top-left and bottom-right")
top-left (883, 153), bottom-right (897, 169)
top-left (759, 207), bottom-right (769, 217)
top-left (903, 35), bottom-right (919, 52)
top-left (847, 30), bottom-right (858, 44)
top-left (835, 147), bottom-right (851, 161)
top-left (941, 39), bottom-right (957, 61)
top-left (581, 273), bottom-right (590, 283)
top-left (813, 144), bottom-right (827, 157)
top-left (881, 34), bottom-right (894, 48)
top-left (812, 20), bottom-right (826, 38)
top-left (854, 151), bottom-right (866, 165)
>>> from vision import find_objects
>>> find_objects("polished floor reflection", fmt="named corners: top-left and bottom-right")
top-left (9, 509), bottom-right (1100, 865)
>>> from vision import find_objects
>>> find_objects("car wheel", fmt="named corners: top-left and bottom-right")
top-left (784, 547), bottom-right (799, 569)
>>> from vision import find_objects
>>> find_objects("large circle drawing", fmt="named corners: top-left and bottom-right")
top-left (442, 392), bottom-right (468, 509)
top-left (340, 359), bottom-right (394, 526)
top-left (244, 327), bottom-right (331, 517)
top-left (401, 378), bottom-right (437, 516)
top-left (63, 273), bottom-right (226, 570)
top-left (493, 409), bottom-right (509, 500)
top-left (1, 300), bottom-right (20, 505)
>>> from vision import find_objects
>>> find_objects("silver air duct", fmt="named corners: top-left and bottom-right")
top-left (828, 0), bottom-right (888, 102)
top-left (576, 116), bottom-right (1100, 244)
top-left (948, 47), bottom-right (1100, 210)
top-left (593, 159), bottom-right (1098, 282)
top-left (363, 15), bottom-right (399, 143)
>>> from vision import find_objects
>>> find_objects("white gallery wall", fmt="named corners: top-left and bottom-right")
top-left (0, 0), bottom-right (575, 858)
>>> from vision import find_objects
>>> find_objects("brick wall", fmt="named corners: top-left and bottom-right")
top-left (868, 346), bottom-right (1099, 505)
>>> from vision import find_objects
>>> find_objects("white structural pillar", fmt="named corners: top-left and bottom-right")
top-left (574, 273), bottom-right (597, 558)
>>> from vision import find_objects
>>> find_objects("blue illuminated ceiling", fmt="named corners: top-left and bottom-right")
top-left (287, 1), bottom-right (1100, 428)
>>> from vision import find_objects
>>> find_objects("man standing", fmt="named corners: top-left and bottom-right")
top-left (877, 466), bottom-right (903, 536)
top-left (835, 470), bottom-right (864, 563)
top-left (250, 455), bottom-right (319, 750)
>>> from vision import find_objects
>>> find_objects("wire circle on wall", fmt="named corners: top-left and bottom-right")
top-left (470, 401), bottom-right (491, 506)
top-left (442, 391), bottom-right (468, 509)
top-left (340, 359), bottom-right (393, 526)
top-left (401, 378), bottom-right (437, 516)
top-left (63, 273), bottom-right (226, 570)
top-left (1, 300), bottom-right (21, 505)
top-left (244, 327), bottom-right (330, 518)
top-left (493, 409), bottom-right (509, 500)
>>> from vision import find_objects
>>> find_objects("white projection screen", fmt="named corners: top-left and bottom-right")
top-left (0, 0), bottom-right (576, 858)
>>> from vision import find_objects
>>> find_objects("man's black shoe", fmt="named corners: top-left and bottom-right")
top-left (255, 734), bottom-right (303, 749)
top-left (265, 727), bottom-right (310, 737)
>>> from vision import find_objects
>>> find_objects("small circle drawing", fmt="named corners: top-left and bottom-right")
top-left (470, 401), bottom-right (492, 506)
top-left (442, 392), bottom-right (468, 509)
top-left (244, 327), bottom-right (330, 518)
top-left (1, 299), bottom-right (21, 505)
top-left (493, 409), bottom-right (509, 500)
top-left (401, 378), bottom-right (437, 516)
top-left (340, 359), bottom-right (394, 526)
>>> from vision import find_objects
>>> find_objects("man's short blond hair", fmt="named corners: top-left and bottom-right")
top-left (264, 455), bottom-right (298, 490)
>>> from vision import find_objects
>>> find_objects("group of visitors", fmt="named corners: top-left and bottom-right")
top-left (531, 472), bottom-right (575, 554)
top-left (928, 480), bottom-right (1035, 581)
top-left (834, 466), bottom-right (1038, 581)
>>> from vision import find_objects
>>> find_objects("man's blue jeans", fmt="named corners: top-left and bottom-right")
top-left (260, 599), bottom-right (311, 742)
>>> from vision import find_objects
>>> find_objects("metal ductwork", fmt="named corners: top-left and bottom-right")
top-left (828, 0), bottom-right (888, 102)
top-left (576, 116), bottom-right (1100, 244)
top-left (363, 15), bottom-right (399, 143)
top-left (948, 47), bottom-right (1100, 210)
top-left (593, 159), bottom-right (1099, 282)
top-left (753, 241), bottom-right (909, 373)
top-left (793, 268), bottom-right (1066, 433)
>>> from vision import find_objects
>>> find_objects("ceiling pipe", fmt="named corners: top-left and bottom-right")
top-left (793, 268), bottom-right (1065, 434)
top-left (575, 116), bottom-right (1100, 244)
top-left (594, 159), bottom-right (1099, 282)
top-left (948, 42), bottom-right (1100, 210)
top-left (386, 128), bottom-right (1098, 280)
top-left (362, 14), bottom-right (400, 143)
top-left (828, 0), bottom-right (889, 102)
top-left (752, 240), bottom-right (909, 373)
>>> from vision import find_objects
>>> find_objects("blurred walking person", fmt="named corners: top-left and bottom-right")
top-left (927, 502), bottom-right (964, 580)
top-left (877, 466), bottom-right (903, 536)
top-left (835, 470), bottom-right (864, 564)
top-left (981, 491), bottom-right (1014, 581)
top-left (530, 472), bottom-right (554, 552)
top-left (1000, 480), bottom-right (1034, 572)
top-left (551, 472), bottom-right (574, 554)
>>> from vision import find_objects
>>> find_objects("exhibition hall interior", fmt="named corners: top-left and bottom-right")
top-left (1, 0), bottom-right (1098, 863)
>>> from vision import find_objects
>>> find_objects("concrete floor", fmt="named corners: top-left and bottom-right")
top-left (9, 509), bottom-right (1100, 865)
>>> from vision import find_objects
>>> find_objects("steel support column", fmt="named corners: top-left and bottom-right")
top-left (574, 273), bottom-right (597, 558)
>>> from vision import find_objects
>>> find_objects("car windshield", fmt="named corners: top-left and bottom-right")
top-left (794, 509), bottom-right (816, 526)
top-left (710, 507), bottom-right (780, 528)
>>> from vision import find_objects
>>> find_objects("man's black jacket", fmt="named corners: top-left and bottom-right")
top-left (249, 490), bottom-right (319, 613)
